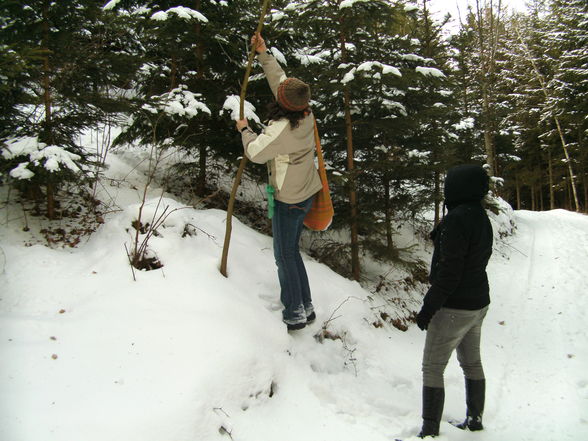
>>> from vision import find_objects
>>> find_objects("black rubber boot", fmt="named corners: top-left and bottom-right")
top-left (454, 379), bottom-right (485, 431)
top-left (418, 386), bottom-right (445, 438)
top-left (286, 322), bottom-right (306, 331)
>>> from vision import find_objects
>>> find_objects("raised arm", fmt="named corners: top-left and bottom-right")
top-left (251, 33), bottom-right (287, 98)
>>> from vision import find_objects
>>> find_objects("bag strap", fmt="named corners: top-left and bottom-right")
top-left (313, 118), bottom-right (329, 190)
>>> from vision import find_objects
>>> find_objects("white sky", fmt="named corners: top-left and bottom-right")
top-left (426, 0), bottom-right (528, 30)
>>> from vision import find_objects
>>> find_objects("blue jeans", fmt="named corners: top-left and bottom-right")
top-left (272, 195), bottom-right (315, 325)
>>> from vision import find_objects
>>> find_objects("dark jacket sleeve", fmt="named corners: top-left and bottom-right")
top-left (422, 213), bottom-right (469, 315)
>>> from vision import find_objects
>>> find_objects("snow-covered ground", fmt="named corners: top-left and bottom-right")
top-left (0, 150), bottom-right (587, 441)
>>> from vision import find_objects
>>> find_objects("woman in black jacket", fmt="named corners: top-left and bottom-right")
top-left (415, 164), bottom-right (493, 438)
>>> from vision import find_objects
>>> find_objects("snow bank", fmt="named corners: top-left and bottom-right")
top-left (1, 147), bottom-right (587, 441)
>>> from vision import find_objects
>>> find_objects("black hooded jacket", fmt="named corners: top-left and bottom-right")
top-left (422, 165), bottom-right (493, 316)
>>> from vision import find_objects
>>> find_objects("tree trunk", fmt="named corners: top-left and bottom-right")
top-left (170, 54), bottom-right (178, 90)
top-left (194, 0), bottom-right (205, 78)
top-left (580, 127), bottom-right (586, 213)
top-left (196, 145), bottom-right (207, 196)
top-left (531, 184), bottom-right (535, 211)
top-left (475, 0), bottom-right (502, 178)
top-left (42, 0), bottom-right (55, 220)
top-left (434, 170), bottom-right (441, 225)
top-left (194, 0), bottom-right (207, 197)
top-left (384, 175), bottom-right (392, 251)
top-left (548, 149), bottom-right (555, 210)
top-left (515, 174), bottom-right (521, 210)
top-left (584, 175), bottom-right (588, 213)
top-left (340, 19), bottom-right (360, 282)
top-left (421, 0), bottom-right (444, 223)
top-left (554, 118), bottom-right (580, 212)
top-left (537, 162), bottom-right (544, 211)
top-left (344, 85), bottom-right (360, 281)
top-left (482, 96), bottom-right (497, 177)
top-left (46, 181), bottom-right (55, 219)
top-left (566, 178), bottom-right (572, 211)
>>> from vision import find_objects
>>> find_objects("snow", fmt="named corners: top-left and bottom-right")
top-left (151, 7), bottom-right (208, 23)
top-left (270, 10), bottom-right (286, 21)
top-left (148, 86), bottom-right (211, 118)
top-left (3, 137), bottom-right (82, 179)
top-left (341, 61), bottom-right (402, 84)
top-left (402, 53), bottom-right (427, 62)
top-left (2, 136), bottom-right (45, 159)
top-left (34, 146), bottom-right (82, 173)
top-left (416, 66), bottom-right (446, 78)
top-left (408, 149), bottom-right (430, 159)
top-left (102, 0), bottom-right (120, 11)
top-left (356, 61), bottom-right (402, 77)
top-left (8, 162), bottom-right (34, 180)
top-left (340, 0), bottom-right (372, 9)
top-left (284, 2), bottom-right (298, 12)
top-left (1, 143), bottom-right (587, 441)
top-left (341, 68), bottom-right (356, 84)
top-left (293, 49), bottom-right (327, 66)
top-left (453, 117), bottom-right (475, 130)
top-left (498, 153), bottom-right (522, 162)
top-left (382, 99), bottom-right (408, 116)
top-left (269, 47), bottom-right (287, 66)
top-left (222, 95), bottom-right (262, 124)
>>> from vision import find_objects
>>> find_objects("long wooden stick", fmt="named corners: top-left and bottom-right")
top-left (220, 0), bottom-right (272, 277)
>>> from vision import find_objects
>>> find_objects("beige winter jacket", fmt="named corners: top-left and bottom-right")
top-left (241, 51), bottom-right (322, 204)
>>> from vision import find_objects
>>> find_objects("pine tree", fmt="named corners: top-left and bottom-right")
top-left (279, 0), bottom-right (418, 279)
top-left (544, 0), bottom-right (587, 211)
top-left (499, 6), bottom-right (552, 210)
top-left (0, 0), bottom-right (138, 218)
top-left (108, 1), bottom-right (274, 199)
top-left (265, 0), bottom-right (458, 277)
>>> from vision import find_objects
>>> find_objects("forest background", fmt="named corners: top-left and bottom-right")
top-left (1, 0), bottom-right (586, 282)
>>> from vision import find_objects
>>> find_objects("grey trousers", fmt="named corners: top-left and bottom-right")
top-left (422, 306), bottom-right (489, 388)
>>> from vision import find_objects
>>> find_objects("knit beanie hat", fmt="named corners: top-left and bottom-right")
top-left (277, 77), bottom-right (311, 112)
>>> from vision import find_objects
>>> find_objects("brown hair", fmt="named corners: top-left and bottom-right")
top-left (266, 100), bottom-right (310, 129)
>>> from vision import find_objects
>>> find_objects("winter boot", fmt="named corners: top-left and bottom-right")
top-left (286, 322), bottom-right (306, 331)
top-left (418, 386), bottom-right (445, 438)
top-left (454, 378), bottom-right (485, 431)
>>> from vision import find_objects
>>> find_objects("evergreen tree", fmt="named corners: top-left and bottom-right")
top-left (264, 0), bottom-right (458, 277)
top-left (544, 0), bottom-right (587, 210)
top-left (0, 0), bottom-right (139, 218)
top-left (107, 0), bottom-right (280, 199)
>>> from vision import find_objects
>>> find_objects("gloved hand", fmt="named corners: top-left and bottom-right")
top-left (416, 307), bottom-right (433, 331)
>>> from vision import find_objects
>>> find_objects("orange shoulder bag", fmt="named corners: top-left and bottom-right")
top-left (304, 119), bottom-right (334, 231)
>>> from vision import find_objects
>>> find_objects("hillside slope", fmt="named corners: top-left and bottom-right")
top-left (0, 152), bottom-right (586, 441)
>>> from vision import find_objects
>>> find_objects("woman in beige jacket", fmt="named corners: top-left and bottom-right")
top-left (236, 33), bottom-right (321, 331)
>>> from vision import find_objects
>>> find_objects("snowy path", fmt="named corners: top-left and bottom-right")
top-left (481, 210), bottom-right (588, 441)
